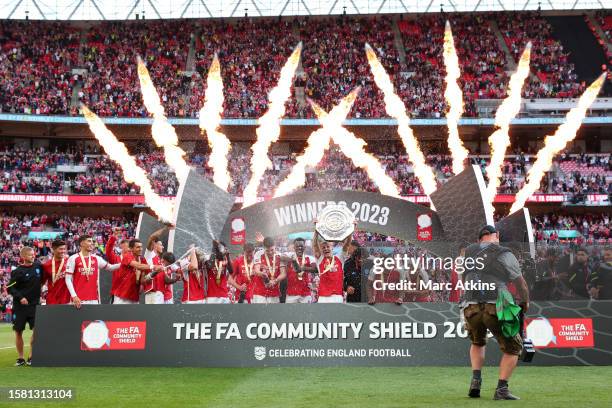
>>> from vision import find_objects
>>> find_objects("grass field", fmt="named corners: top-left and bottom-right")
top-left (0, 324), bottom-right (609, 407)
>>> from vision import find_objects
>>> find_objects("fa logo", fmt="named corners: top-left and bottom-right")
top-left (254, 346), bottom-right (267, 361)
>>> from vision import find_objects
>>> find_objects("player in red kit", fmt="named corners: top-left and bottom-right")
top-left (252, 237), bottom-right (286, 304)
top-left (181, 248), bottom-right (206, 303)
top-left (41, 240), bottom-right (71, 305)
top-left (313, 223), bottom-right (354, 303)
top-left (112, 239), bottom-right (161, 304)
top-left (232, 243), bottom-right (256, 303)
top-left (143, 226), bottom-right (169, 304)
top-left (65, 235), bottom-right (120, 308)
top-left (205, 241), bottom-right (240, 304)
top-left (106, 227), bottom-right (130, 297)
top-left (280, 238), bottom-right (317, 303)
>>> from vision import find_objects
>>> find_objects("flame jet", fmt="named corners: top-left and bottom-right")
top-left (309, 95), bottom-right (400, 198)
top-left (136, 57), bottom-right (190, 185)
top-left (442, 21), bottom-right (469, 174)
top-left (199, 55), bottom-right (231, 191)
top-left (242, 43), bottom-right (303, 207)
top-left (365, 43), bottom-right (437, 199)
top-left (484, 43), bottom-right (532, 211)
top-left (510, 73), bottom-right (606, 214)
top-left (81, 105), bottom-right (174, 223)
top-left (274, 89), bottom-right (359, 197)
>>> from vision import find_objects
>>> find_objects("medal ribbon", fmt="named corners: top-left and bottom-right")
top-left (321, 257), bottom-right (334, 275)
top-left (52, 257), bottom-right (65, 284)
top-left (79, 252), bottom-right (92, 281)
top-left (215, 260), bottom-right (223, 283)
top-left (264, 253), bottom-right (276, 278)
top-left (244, 257), bottom-right (253, 282)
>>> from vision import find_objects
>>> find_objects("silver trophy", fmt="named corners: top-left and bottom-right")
top-left (316, 204), bottom-right (355, 241)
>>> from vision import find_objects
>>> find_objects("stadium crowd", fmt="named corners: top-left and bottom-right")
top-left (0, 13), bottom-right (606, 119)
top-left (1, 144), bottom-right (609, 198)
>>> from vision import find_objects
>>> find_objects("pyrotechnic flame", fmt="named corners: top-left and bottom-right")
top-left (509, 73), bottom-right (606, 214)
top-left (484, 43), bottom-right (532, 210)
top-left (274, 89), bottom-right (359, 197)
top-left (81, 105), bottom-right (174, 223)
top-left (136, 56), bottom-right (190, 184)
top-left (309, 92), bottom-right (400, 198)
top-left (199, 54), bottom-right (231, 191)
top-left (443, 21), bottom-right (468, 175)
top-left (365, 43), bottom-right (437, 199)
top-left (242, 43), bottom-right (303, 207)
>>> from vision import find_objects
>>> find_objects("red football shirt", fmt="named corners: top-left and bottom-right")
top-left (232, 256), bottom-right (255, 302)
top-left (286, 254), bottom-right (314, 297)
top-left (112, 252), bottom-right (145, 302)
top-left (317, 255), bottom-right (345, 297)
top-left (142, 252), bottom-right (164, 293)
top-left (253, 253), bottom-right (281, 297)
top-left (181, 266), bottom-right (206, 302)
top-left (163, 269), bottom-right (174, 301)
top-left (206, 261), bottom-right (229, 298)
top-left (66, 253), bottom-right (109, 302)
top-left (106, 236), bottom-right (123, 294)
top-left (41, 256), bottom-right (70, 304)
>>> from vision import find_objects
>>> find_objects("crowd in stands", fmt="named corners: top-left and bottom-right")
top-left (1, 144), bottom-right (609, 199)
top-left (0, 21), bottom-right (80, 115)
top-left (595, 11), bottom-right (612, 64)
top-left (532, 212), bottom-right (610, 243)
top-left (191, 18), bottom-right (299, 118)
top-left (0, 13), bottom-right (605, 119)
top-left (79, 20), bottom-right (194, 118)
top-left (497, 12), bottom-right (585, 98)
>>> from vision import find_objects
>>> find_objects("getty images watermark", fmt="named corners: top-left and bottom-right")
top-left (370, 253), bottom-right (493, 291)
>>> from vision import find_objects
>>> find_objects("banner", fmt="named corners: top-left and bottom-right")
top-left (0, 193), bottom-right (598, 205)
top-left (33, 301), bottom-right (612, 367)
top-left (219, 190), bottom-right (449, 256)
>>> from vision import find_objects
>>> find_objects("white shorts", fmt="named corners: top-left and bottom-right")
top-left (164, 298), bottom-right (174, 304)
top-left (317, 295), bottom-right (344, 303)
top-left (145, 291), bottom-right (164, 304)
top-left (79, 300), bottom-right (99, 305)
top-left (114, 297), bottom-right (138, 305)
top-left (252, 295), bottom-right (280, 304)
top-left (206, 297), bottom-right (230, 304)
top-left (286, 295), bottom-right (311, 304)
top-left (183, 300), bottom-right (205, 304)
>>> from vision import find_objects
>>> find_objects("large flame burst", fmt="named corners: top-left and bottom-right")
top-left (82, 22), bottom-right (605, 222)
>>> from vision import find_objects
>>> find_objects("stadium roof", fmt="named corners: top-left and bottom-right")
top-left (1, 0), bottom-right (609, 20)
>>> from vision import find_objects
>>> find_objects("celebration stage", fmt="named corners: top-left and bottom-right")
top-left (33, 301), bottom-right (612, 367)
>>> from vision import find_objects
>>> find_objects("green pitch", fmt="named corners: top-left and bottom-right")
top-left (0, 324), bottom-right (609, 407)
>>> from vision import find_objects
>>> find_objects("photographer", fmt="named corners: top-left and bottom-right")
top-left (461, 226), bottom-right (529, 400)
